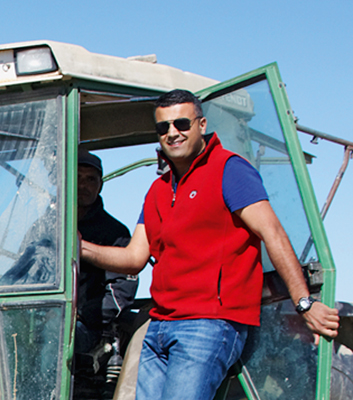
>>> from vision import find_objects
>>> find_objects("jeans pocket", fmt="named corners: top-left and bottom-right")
top-left (225, 321), bottom-right (248, 368)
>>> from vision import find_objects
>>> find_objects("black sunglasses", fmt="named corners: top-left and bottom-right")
top-left (155, 117), bottom-right (201, 135)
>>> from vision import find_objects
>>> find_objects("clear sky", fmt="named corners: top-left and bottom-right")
top-left (2, 0), bottom-right (352, 302)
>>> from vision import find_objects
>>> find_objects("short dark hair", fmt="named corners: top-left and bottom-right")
top-left (155, 89), bottom-right (203, 117)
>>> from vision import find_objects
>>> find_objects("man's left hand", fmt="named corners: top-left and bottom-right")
top-left (302, 302), bottom-right (339, 345)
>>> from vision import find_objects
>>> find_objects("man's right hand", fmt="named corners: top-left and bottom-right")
top-left (79, 224), bottom-right (150, 276)
top-left (77, 231), bottom-right (82, 257)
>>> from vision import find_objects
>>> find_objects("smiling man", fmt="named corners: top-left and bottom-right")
top-left (81, 90), bottom-right (339, 400)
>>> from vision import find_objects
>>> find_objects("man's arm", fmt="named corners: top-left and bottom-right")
top-left (235, 200), bottom-right (339, 342)
top-left (81, 223), bottom-right (150, 275)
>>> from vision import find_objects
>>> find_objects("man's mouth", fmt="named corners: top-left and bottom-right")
top-left (78, 191), bottom-right (90, 197)
top-left (167, 139), bottom-right (185, 147)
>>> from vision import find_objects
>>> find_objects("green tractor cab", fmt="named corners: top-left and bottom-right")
top-left (0, 41), bottom-right (351, 400)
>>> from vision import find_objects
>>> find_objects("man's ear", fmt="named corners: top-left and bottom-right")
top-left (98, 178), bottom-right (103, 194)
top-left (199, 117), bottom-right (207, 135)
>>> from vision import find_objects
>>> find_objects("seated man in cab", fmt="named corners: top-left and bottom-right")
top-left (76, 148), bottom-right (138, 354)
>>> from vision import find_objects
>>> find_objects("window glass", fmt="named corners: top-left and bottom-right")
top-left (203, 79), bottom-right (316, 270)
top-left (0, 303), bottom-right (63, 399)
top-left (230, 300), bottom-right (317, 399)
top-left (0, 96), bottom-right (61, 288)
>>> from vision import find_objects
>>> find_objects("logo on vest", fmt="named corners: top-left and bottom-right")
top-left (189, 190), bottom-right (197, 199)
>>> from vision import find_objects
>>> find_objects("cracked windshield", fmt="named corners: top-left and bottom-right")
top-left (0, 96), bottom-right (60, 288)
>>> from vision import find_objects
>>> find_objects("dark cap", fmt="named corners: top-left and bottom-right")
top-left (78, 148), bottom-right (103, 175)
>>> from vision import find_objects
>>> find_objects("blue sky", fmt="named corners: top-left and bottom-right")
top-left (2, 1), bottom-right (352, 302)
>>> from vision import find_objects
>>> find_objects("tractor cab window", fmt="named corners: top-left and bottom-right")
top-left (203, 78), bottom-right (316, 271)
top-left (0, 91), bottom-right (64, 400)
top-left (0, 93), bottom-right (61, 290)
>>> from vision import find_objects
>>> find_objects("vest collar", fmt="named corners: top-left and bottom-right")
top-left (157, 132), bottom-right (222, 180)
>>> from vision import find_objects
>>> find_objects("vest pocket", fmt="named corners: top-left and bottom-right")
top-left (217, 267), bottom-right (223, 306)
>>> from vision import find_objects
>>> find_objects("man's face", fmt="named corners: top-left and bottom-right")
top-left (155, 102), bottom-right (207, 168)
top-left (77, 165), bottom-right (102, 208)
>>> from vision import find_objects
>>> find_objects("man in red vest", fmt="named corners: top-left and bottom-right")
top-left (81, 90), bottom-right (339, 400)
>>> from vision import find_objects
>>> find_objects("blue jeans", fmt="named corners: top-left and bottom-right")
top-left (135, 319), bottom-right (248, 400)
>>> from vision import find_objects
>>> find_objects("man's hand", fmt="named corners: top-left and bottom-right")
top-left (80, 238), bottom-right (90, 259)
top-left (302, 302), bottom-right (340, 345)
top-left (77, 231), bottom-right (82, 257)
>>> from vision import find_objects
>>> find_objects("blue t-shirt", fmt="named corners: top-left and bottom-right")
top-left (137, 155), bottom-right (268, 224)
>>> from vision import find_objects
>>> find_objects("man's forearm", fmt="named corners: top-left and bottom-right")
top-left (81, 223), bottom-right (150, 274)
top-left (263, 225), bottom-right (310, 305)
top-left (263, 224), bottom-right (339, 340)
top-left (262, 216), bottom-right (339, 339)
top-left (81, 241), bottom-right (138, 274)
top-left (236, 201), bottom-right (339, 339)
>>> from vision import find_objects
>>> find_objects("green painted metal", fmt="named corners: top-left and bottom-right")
top-left (236, 364), bottom-right (262, 400)
top-left (213, 361), bottom-right (261, 400)
top-left (103, 158), bottom-right (158, 182)
top-left (71, 78), bottom-right (166, 100)
top-left (266, 64), bottom-right (336, 400)
top-left (198, 63), bottom-right (336, 400)
top-left (59, 87), bottom-right (79, 399)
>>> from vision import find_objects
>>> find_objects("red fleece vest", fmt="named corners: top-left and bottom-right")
top-left (144, 134), bottom-right (263, 326)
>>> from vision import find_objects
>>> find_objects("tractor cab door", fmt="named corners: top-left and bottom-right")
top-left (197, 64), bottom-right (336, 400)
top-left (0, 88), bottom-right (74, 400)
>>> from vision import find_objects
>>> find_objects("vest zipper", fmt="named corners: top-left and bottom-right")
top-left (171, 176), bottom-right (177, 207)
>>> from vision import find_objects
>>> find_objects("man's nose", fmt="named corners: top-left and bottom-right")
top-left (166, 123), bottom-right (180, 137)
top-left (78, 177), bottom-right (87, 188)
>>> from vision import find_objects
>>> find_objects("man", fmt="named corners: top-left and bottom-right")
top-left (76, 149), bottom-right (138, 354)
top-left (81, 90), bottom-right (339, 400)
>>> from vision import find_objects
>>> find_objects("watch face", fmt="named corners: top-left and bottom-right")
top-left (296, 297), bottom-right (316, 314)
top-left (300, 297), bottom-right (311, 309)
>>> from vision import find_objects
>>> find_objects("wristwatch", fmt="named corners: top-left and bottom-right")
top-left (295, 296), bottom-right (317, 314)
